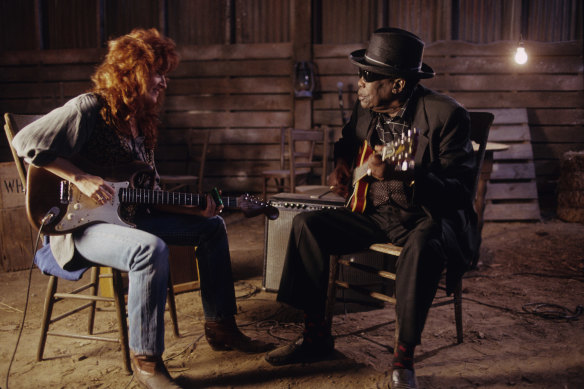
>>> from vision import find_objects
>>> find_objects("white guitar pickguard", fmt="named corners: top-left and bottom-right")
top-left (54, 180), bottom-right (133, 232)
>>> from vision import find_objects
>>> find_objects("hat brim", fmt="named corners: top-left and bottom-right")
top-left (349, 48), bottom-right (435, 79)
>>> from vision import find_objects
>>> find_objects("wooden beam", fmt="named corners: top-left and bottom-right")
top-left (291, 0), bottom-right (313, 129)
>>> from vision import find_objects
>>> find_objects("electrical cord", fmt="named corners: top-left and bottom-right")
top-left (522, 302), bottom-right (583, 321)
top-left (463, 296), bottom-right (583, 322)
top-left (4, 208), bottom-right (58, 389)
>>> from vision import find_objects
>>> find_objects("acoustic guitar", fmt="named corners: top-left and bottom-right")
top-left (347, 128), bottom-right (418, 213)
top-left (26, 164), bottom-right (279, 235)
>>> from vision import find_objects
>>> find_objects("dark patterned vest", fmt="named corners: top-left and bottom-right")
top-left (80, 114), bottom-right (157, 221)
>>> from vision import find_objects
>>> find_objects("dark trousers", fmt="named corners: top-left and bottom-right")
top-left (276, 207), bottom-right (446, 345)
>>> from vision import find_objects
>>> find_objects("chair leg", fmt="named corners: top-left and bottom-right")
top-left (112, 269), bottom-right (132, 374)
top-left (325, 254), bottom-right (340, 333)
top-left (37, 275), bottom-right (58, 361)
top-left (166, 274), bottom-right (179, 338)
top-left (87, 267), bottom-right (99, 334)
top-left (454, 278), bottom-right (463, 344)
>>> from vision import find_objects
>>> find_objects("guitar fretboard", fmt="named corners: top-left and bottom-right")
top-left (118, 188), bottom-right (239, 208)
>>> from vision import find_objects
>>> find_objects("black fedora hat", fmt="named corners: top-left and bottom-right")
top-left (350, 27), bottom-right (434, 79)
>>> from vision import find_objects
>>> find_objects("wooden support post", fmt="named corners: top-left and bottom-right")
top-left (291, 0), bottom-right (313, 130)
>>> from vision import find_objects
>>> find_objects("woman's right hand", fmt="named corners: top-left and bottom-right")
top-left (43, 157), bottom-right (115, 205)
top-left (73, 174), bottom-right (116, 205)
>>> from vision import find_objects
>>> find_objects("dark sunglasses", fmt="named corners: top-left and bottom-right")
top-left (358, 68), bottom-right (390, 82)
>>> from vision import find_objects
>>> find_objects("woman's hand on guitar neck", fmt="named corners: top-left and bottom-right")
top-left (202, 193), bottom-right (223, 218)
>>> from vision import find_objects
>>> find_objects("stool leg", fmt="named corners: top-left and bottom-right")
top-left (87, 267), bottom-right (99, 334)
top-left (112, 269), bottom-right (131, 374)
top-left (37, 275), bottom-right (58, 361)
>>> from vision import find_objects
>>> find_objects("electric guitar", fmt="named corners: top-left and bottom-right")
top-left (26, 164), bottom-right (279, 235)
top-left (347, 128), bottom-right (418, 213)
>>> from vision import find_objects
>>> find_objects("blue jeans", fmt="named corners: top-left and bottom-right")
top-left (73, 211), bottom-right (237, 356)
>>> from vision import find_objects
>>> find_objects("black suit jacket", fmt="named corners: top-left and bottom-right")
top-left (334, 85), bottom-right (480, 290)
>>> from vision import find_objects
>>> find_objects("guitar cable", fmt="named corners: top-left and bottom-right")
top-left (4, 207), bottom-right (59, 389)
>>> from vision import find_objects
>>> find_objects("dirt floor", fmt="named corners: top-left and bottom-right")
top-left (1, 212), bottom-right (584, 389)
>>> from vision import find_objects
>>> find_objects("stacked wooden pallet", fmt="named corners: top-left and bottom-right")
top-left (481, 108), bottom-right (541, 221)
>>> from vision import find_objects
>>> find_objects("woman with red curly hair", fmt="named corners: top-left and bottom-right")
top-left (13, 28), bottom-right (272, 388)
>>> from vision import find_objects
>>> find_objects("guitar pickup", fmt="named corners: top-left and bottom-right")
top-left (59, 180), bottom-right (70, 204)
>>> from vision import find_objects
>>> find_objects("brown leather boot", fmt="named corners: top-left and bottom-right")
top-left (204, 316), bottom-right (275, 353)
top-left (131, 353), bottom-right (182, 389)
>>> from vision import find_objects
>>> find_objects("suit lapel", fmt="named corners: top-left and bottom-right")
top-left (411, 88), bottom-right (431, 165)
top-left (356, 105), bottom-right (372, 142)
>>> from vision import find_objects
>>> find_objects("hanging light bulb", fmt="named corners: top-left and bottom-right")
top-left (514, 36), bottom-right (528, 65)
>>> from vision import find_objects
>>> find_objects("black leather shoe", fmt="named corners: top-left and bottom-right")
top-left (264, 335), bottom-right (334, 366)
top-left (131, 353), bottom-right (182, 389)
top-left (205, 317), bottom-right (275, 353)
top-left (390, 368), bottom-right (418, 389)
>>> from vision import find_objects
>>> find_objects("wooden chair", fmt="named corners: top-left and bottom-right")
top-left (325, 111), bottom-right (495, 346)
top-left (4, 113), bottom-right (180, 373)
top-left (159, 129), bottom-right (210, 194)
top-left (261, 126), bottom-right (329, 199)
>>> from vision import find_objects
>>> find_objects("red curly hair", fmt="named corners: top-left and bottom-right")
top-left (90, 28), bottom-right (179, 149)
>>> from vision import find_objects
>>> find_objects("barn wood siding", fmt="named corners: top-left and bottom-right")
top-left (313, 40), bottom-right (583, 208)
top-left (0, 43), bottom-right (294, 194)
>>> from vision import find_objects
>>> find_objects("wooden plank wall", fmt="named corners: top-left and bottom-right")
top-left (313, 40), bottom-right (584, 212)
top-left (1, 40), bottom-right (582, 209)
top-left (0, 43), bottom-right (295, 194)
top-left (159, 43), bottom-right (294, 192)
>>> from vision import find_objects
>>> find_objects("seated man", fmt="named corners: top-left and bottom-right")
top-left (265, 28), bottom-right (479, 389)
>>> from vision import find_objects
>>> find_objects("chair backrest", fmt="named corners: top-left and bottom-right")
top-left (3, 113), bottom-right (44, 187)
top-left (287, 126), bottom-right (329, 189)
top-left (186, 129), bottom-right (210, 193)
top-left (468, 111), bottom-right (494, 198)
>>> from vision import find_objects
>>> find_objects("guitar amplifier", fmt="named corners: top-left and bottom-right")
top-left (263, 191), bottom-right (390, 303)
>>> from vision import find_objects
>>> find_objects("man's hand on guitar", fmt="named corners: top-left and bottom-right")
top-left (366, 145), bottom-right (386, 180)
top-left (202, 193), bottom-right (224, 218)
top-left (328, 160), bottom-right (351, 198)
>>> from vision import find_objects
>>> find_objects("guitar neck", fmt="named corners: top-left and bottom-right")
top-left (119, 188), bottom-right (238, 208)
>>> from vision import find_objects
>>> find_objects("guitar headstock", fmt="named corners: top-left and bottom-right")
top-left (380, 128), bottom-right (418, 171)
top-left (238, 194), bottom-right (279, 220)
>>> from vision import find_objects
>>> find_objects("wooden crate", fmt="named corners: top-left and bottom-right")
top-left (0, 162), bottom-right (35, 272)
top-left (169, 245), bottom-right (200, 294)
